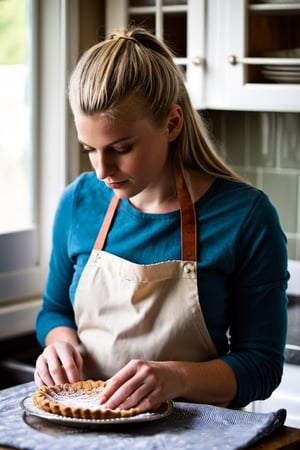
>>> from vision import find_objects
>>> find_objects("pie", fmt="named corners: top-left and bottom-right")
top-left (32, 379), bottom-right (141, 419)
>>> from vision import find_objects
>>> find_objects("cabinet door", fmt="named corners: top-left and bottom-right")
top-left (105, 0), bottom-right (206, 110)
top-left (206, 0), bottom-right (300, 112)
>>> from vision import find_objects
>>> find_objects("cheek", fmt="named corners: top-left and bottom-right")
top-left (144, 139), bottom-right (169, 167)
top-left (122, 152), bottom-right (145, 174)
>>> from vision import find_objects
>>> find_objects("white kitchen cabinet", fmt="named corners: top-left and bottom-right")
top-left (245, 363), bottom-right (300, 428)
top-left (106, 0), bottom-right (300, 112)
top-left (105, 0), bottom-right (206, 110)
top-left (205, 0), bottom-right (300, 112)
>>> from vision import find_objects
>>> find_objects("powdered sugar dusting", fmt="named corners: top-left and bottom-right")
top-left (45, 386), bottom-right (106, 410)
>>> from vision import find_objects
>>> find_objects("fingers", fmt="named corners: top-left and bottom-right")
top-left (98, 360), bottom-right (165, 412)
top-left (34, 341), bottom-right (83, 387)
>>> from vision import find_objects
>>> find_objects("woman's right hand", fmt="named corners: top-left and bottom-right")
top-left (34, 340), bottom-right (83, 386)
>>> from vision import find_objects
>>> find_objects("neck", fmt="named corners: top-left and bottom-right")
top-left (128, 171), bottom-right (215, 214)
top-left (129, 186), bottom-right (179, 214)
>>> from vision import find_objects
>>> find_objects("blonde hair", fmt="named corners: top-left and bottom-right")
top-left (69, 26), bottom-right (243, 183)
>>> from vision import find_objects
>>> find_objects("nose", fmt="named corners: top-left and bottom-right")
top-left (90, 150), bottom-right (115, 180)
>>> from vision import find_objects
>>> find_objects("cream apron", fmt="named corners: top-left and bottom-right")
top-left (74, 174), bottom-right (218, 380)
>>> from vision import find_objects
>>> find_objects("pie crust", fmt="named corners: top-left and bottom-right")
top-left (32, 379), bottom-right (141, 419)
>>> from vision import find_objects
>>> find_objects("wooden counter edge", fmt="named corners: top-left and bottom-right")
top-left (249, 425), bottom-right (300, 449)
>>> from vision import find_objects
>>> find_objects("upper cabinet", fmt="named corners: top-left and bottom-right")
top-left (206, 0), bottom-right (300, 111)
top-left (106, 0), bottom-right (300, 111)
top-left (105, 0), bottom-right (206, 110)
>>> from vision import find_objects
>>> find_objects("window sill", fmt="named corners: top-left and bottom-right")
top-left (0, 298), bottom-right (41, 340)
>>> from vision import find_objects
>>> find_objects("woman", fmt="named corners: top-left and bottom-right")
top-left (35, 26), bottom-right (288, 412)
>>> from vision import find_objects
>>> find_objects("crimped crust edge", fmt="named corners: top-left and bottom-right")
top-left (32, 380), bottom-right (140, 419)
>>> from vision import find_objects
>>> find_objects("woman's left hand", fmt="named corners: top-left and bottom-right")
top-left (98, 359), bottom-right (181, 412)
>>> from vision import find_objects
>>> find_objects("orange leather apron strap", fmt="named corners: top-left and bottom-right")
top-left (176, 173), bottom-right (197, 261)
top-left (94, 195), bottom-right (120, 251)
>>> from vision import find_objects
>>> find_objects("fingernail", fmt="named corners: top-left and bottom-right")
top-left (98, 394), bottom-right (107, 405)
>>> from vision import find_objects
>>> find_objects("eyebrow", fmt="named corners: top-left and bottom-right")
top-left (78, 136), bottom-right (134, 149)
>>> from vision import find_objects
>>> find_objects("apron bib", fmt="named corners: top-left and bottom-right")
top-left (74, 175), bottom-right (217, 380)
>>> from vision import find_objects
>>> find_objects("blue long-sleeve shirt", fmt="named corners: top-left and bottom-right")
top-left (36, 172), bottom-right (288, 408)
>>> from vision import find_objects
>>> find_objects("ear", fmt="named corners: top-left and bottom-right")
top-left (167, 104), bottom-right (183, 142)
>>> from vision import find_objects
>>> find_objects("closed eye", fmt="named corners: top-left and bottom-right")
top-left (80, 144), bottom-right (134, 154)
top-left (81, 144), bottom-right (96, 153)
top-left (114, 144), bottom-right (133, 154)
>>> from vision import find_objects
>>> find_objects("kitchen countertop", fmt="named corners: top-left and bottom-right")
top-left (1, 382), bottom-right (299, 450)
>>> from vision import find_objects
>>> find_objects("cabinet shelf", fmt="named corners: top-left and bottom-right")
top-left (228, 56), bottom-right (300, 65)
top-left (249, 3), bottom-right (300, 12)
top-left (129, 5), bottom-right (188, 13)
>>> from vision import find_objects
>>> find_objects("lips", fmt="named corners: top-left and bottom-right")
top-left (105, 180), bottom-right (128, 189)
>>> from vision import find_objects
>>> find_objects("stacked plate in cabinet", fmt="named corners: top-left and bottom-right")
top-left (262, 48), bottom-right (300, 83)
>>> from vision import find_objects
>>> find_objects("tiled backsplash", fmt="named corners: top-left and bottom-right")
top-left (204, 110), bottom-right (300, 261)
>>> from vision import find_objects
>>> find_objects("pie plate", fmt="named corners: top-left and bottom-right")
top-left (21, 396), bottom-right (174, 429)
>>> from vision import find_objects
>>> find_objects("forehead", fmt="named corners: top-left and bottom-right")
top-left (75, 113), bottom-right (133, 144)
top-left (75, 94), bottom-right (154, 138)
top-left (74, 104), bottom-right (155, 146)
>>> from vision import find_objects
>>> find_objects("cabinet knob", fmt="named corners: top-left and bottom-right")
top-left (228, 55), bottom-right (237, 65)
top-left (192, 56), bottom-right (205, 67)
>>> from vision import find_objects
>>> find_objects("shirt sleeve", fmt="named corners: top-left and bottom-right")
top-left (36, 181), bottom-right (77, 347)
top-left (220, 191), bottom-right (289, 408)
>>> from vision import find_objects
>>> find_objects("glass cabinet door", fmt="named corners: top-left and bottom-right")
top-left (105, 0), bottom-right (206, 109)
top-left (206, 0), bottom-right (300, 111)
top-left (247, 0), bottom-right (300, 85)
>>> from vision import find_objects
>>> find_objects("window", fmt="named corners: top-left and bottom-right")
top-left (0, 0), bottom-right (38, 304)
top-left (0, 0), bottom-right (79, 338)
top-left (0, 0), bottom-right (33, 235)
